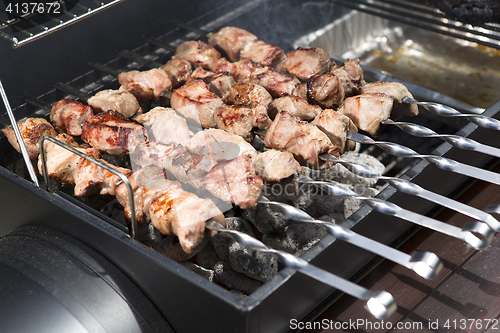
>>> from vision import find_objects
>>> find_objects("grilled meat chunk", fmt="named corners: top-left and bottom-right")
top-left (150, 183), bottom-right (225, 254)
top-left (135, 106), bottom-right (191, 146)
top-left (203, 71), bottom-right (236, 98)
top-left (87, 89), bottom-right (142, 118)
top-left (330, 58), bottom-right (366, 97)
top-left (207, 26), bottom-right (258, 62)
top-left (209, 58), bottom-right (258, 83)
top-left (130, 141), bottom-right (177, 169)
top-left (174, 40), bottom-right (221, 69)
top-left (50, 99), bottom-right (94, 136)
top-left (170, 78), bottom-right (224, 129)
top-left (307, 73), bottom-right (345, 109)
top-left (223, 82), bottom-right (272, 107)
top-left (312, 108), bottom-right (358, 155)
top-left (3, 117), bottom-right (57, 159)
top-left (240, 40), bottom-right (286, 68)
top-left (360, 81), bottom-right (419, 119)
top-left (115, 165), bottom-right (171, 225)
top-left (337, 93), bottom-right (394, 136)
top-left (73, 158), bottom-right (132, 197)
top-left (214, 102), bottom-right (272, 141)
top-left (118, 68), bottom-right (172, 104)
top-left (252, 149), bottom-right (303, 182)
top-left (283, 47), bottom-right (332, 82)
top-left (160, 58), bottom-right (192, 89)
top-left (267, 95), bottom-right (321, 121)
top-left (191, 66), bottom-right (214, 79)
top-left (200, 155), bottom-right (263, 209)
top-left (186, 128), bottom-right (258, 163)
top-left (264, 111), bottom-right (339, 169)
top-left (243, 65), bottom-right (300, 98)
top-left (81, 110), bottom-right (148, 155)
top-left (37, 134), bottom-right (101, 185)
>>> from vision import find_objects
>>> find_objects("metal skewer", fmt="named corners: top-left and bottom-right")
top-left (293, 175), bottom-right (494, 250)
top-left (319, 154), bottom-right (500, 232)
top-left (346, 131), bottom-right (500, 186)
top-left (0, 80), bottom-right (40, 187)
top-left (205, 219), bottom-right (397, 320)
top-left (257, 197), bottom-right (443, 279)
top-left (403, 97), bottom-right (500, 130)
top-left (382, 119), bottom-right (500, 159)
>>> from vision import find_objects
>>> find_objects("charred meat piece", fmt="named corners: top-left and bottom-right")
top-left (50, 99), bottom-right (94, 136)
top-left (283, 47), bottom-right (331, 82)
top-left (267, 95), bottom-right (321, 121)
top-left (360, 81), bottom-right (419, 120)
top-left (203, 72), bottom-right (236, 98)
top-left (73, 158), bottom-right (132, 197)
top-left (150, 183), bottom-right (225, 254)
top-left (135, 106), bottom-right (191, 146)
top-left (118, 68), bottom-right (172, 104)
top-left (312, 108), bottom-right (358, 155)
top-left (200, 155), bottom-right (264, 209)
top-left (3, 117), bottom-right (57, 159)
top-left (307, 73), bottom-right (345, 109)
top-left (186, 128), bottom-right (258, 163)
top-left (264, 111), bottom-right (339, 169)
top-left (174, 40), bottom-right (221, 69)
top-left (87, 89), bottom-right (142, 118)
top-left (252, 149), bottom-right (303, 182)
top-left (214, 102), bottom-right (272, 141)
top-left (330, 58), bottom-right (366, 97)
top-left (240, 40), bottom-right (286, 68)
top-left (337, 93), bottom-right (394, 136)
top-left (207, 26), bottom-right (258, 62)
top-left (81, 111), bottom-right (148, 155)
top-left (223, 82), bottom-right (272, 107)
top-left (209, 58), bottom-right (258, 83)
top-left (243, 65), bottom-right (300, 98)
top-left (37, 134), bottom-right (101, 185)
top-left (160, 58), bottom-right (192, 88)
top-left (170, 78), bottom-right (224, 129)
top-left (115, 165), bottom-right (171, 225)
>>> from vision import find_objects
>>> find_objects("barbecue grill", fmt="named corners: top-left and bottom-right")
top-left (1, 1), bottom-right (500, 332)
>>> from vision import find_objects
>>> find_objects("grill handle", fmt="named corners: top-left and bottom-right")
top-left (38, 135), bottom-right (138, 240)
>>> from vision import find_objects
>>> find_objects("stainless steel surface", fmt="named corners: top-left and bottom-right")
top-left (320, 153), bottom-right (500, 232)
top-left (383, 118), bottom-right (500, 159)
top-left (205, 219), bottom-right (398, 320)
top-left (294, 174), bottom-right (494, 250)
top-left (0, 0), bottom-right (125, 48)
top-left (347, 131), bottom-right (500, 186)
top-left (257, 197), bottom-right (443, 279)
top-left (39, 135), bottom-right (138, 239)
top-left (0, 79), bottom-right (39, 186)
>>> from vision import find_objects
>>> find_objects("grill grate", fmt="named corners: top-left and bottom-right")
top-left (329, 0), bottom-right (500, 49)
top-left (0, 0), bottom-right (125, 48)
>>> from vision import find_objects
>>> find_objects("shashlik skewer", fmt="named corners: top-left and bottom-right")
top-left (293, 174), bottom-right (494, 250)
top-left (257, 197), bottom-right (443, 279)
top-left (205, 219), bottom-right (397, 320)
top-left (320, 154), bottom-right (500, 232)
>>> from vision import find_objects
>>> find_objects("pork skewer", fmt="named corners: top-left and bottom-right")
top-left (320, 154), bottom-right (500, 232)
top-left (293, 174), bottom-right (494, 250)
top-left (257, 197), bottom-right (443, 279)
top-left (205, 219), bottom-right (397, 320)
top-left (383, 118), bottom-right (500, 159)
top-left (346, 130), bottom-right (500, 186)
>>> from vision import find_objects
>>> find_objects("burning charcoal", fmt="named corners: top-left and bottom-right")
top-left (213, 261), bottom-right (262, 294)
top-left (344, 186), bottom-right (379, 219)
top-left (293, 191), bottom-right (345, 222)
top-left (196, 242), bottom-right (221, 270)
top-left (286, 221), bottom-right (327, 246)
top-left (250, 202), bottom-right (291, 234)
top-left (228, 241), bottom-right (278, 282)
top-left (155, 236), bottom-right (198, 262)
top-left (180, 262), bottom-right (214, 282)
top-left (262, 232), bottom-right (299, 254)
top-left (211, 217), bottom-right (256, 262)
